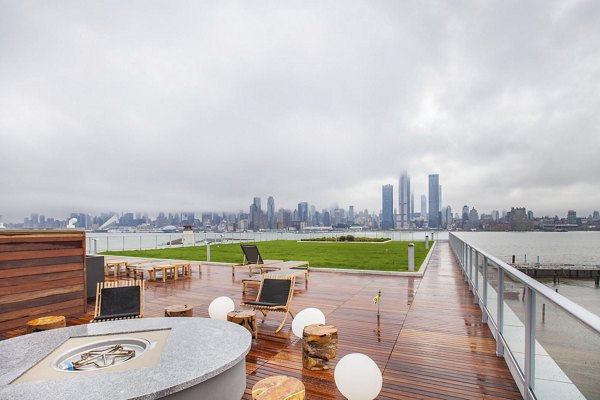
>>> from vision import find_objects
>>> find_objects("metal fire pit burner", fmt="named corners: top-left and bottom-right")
top-left (70, 344), bottom-right (135, 370)
top-left (52, 337), bottom-right (151, 372)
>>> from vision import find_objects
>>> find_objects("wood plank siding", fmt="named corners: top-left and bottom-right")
top-left (0, 241), bottom-right (521, 399)
top-left (0, 230), bottom-right (87, 331)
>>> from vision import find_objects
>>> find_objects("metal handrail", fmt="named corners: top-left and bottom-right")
top-left (453, 234), bottom-right (600, 334)
top-left (449, 233), bottom-right (600, 400)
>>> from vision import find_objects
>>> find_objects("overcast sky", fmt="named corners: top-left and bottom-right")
top-left (1, 1), bottom-right (599, 223)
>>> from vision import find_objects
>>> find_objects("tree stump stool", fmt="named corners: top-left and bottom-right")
top-left (164, 304), bottom-right (193, 317)
top-left (26, 316), bottom-right (66, 333)
top-left (302, 324), bottom-right (338, 370)
top-left (252, 375), bottom-right (305, 400)
top-left (227, 310), bottom-right (257, 338)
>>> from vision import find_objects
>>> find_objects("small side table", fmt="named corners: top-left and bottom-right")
top-left (26, 316), bottom-right (66, 333)
top-left (164, 304), bottom-right (194, 317)
top-left (252, 375), bottom-right (305, 400)
top-left (302, 324), bottom-right (338, 370)
top-left (227, 310), bottom-right (257, 338)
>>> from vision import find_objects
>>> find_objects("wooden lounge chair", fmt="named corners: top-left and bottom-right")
top-left (240, 274), bottom-right (295, 333)
top-left (231, 244), bottom-right (282, 277)
top-left (92, 280), bottom-right (144, 322)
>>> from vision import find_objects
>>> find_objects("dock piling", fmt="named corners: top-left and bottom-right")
top-left (542, 304), bottom-right (545, 322)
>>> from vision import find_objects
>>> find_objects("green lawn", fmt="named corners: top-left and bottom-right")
top-left (102, 240), bottom-right (430, 272)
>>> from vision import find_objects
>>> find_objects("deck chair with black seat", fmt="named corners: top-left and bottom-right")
top-left (92, 280), bottom-right (144, 322)
top-left (232, 244), bottom-right (282, 277)
top-left (240, 274), bottom-right (295, 333)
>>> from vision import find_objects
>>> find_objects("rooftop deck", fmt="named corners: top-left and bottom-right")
top-left (1, 242), bottom-right (521, 399)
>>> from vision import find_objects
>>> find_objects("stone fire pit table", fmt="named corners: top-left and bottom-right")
top-left (0, 318), bottom-right (251, 400)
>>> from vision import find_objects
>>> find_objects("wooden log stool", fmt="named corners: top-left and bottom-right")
top-left (302, 324), bottom-right (338, 370)
top-left (252, 375), bottom-right (305, 400)
top-left (227, 310), bottom-right (257, 338)
top-left (164, 304), bottom-right (194, 317)
top-left (26, 316), bottom-right (66, 333)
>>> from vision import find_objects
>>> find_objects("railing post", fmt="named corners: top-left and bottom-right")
top-left (122, 236), bottom-right (125, 251)
top-left (524, 286), bottom-right (536, 399)
top-left (139, 236), bottom-right (142, 250)
top-left (474, 252), bottom-right (479, 304)
top-left (496, 269), bottom-right (505, 357)
top-left (482, 257), bottom-right (488, 323)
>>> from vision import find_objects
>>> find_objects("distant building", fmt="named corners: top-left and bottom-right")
top-left (410, 192), bottom-right (415, 223)
top-left (468, 207), bottom-right (479, 230)
top-left (444, 206), bottom-right (452, 229)
top-left (348, 205), bottom-right (354, 224)
top-left (491, 210), bottom-right (500, 222)
top-left (398, 171), bottom-right (411, 228)
top-left (249, 197), bottom-right (263, 230)
top-left (381, 184), bottom-right (394, 229)
top-left (509, 207), bottom-right (532, 231)
top-left (462, 205), bottom-right (469, 228)
top-left (267, 196), bottom-right (275, 229)
top-left (421, 195), bottom-right (427, 219)
top-left (567, 210), bottom-right (577, 225)
top-left (428, 174), bottom-right (440, 228)
top-left (298, 202), bottom-right (309, 223)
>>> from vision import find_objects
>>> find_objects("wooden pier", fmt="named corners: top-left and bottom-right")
top-left (513, 263), bottom-right (600, 286)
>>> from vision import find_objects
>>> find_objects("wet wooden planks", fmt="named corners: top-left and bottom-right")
top-left (1, 242), bottom-right (521, 399)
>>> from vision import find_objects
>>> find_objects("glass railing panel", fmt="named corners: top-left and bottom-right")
top-left (485, 260), bottom-right (500, 325)
top-left (533, 293), bottom-right (598, 400)
top-left (476, 253), bottom-right (484, 301)
top-left (502, 270), bottom-right (527, 373)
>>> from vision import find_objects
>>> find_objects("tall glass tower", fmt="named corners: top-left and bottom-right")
top-left (267, 196), bottom-right (275, 229)
top-left (428, 174), bottom-right (440, 228)
top-left (381, 184), bottom-right (394, 229)
top-left (398, 171), bottom-right (411, 228)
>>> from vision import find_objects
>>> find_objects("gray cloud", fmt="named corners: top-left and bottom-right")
top-left (1, 0), bottom-right (599, 222)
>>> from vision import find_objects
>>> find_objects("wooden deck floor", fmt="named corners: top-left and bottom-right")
top-left (1, 242), bottom-right (521, 399)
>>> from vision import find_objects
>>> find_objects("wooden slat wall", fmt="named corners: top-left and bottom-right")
top-left (0, 230), bottom-right (86, 331)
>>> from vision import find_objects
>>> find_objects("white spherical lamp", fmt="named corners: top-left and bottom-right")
top-left (291, 307), bottom-right (326, 338)
top-left (334, 353), bottom-right (382, 400)
top-left (208, 296), bottom-right (235, 320)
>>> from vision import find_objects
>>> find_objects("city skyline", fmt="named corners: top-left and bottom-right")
top-left (1, 2), bottom-right (599, 221)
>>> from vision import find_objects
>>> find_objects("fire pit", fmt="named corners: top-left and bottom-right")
top-left (0, 318), bottom-right (251, 399)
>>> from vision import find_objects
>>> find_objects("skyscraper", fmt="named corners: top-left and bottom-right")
top-left (298, 202), bottom-right (309, 223)
top-left (428, 174), bottom-right (440, 228)
top-left (267, 196), bottom-right (275, 229)
top-left (398, 171), bottom-right (411, 228)
top-left (348, 205), bottom-right (354, 224)
top-left (421, 195), bottom-right (427, 218)
top-left (381, 184), bottom-right (394, 229)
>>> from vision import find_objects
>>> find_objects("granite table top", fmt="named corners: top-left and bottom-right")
top-left (0, 318), bottom-right (251, 400)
